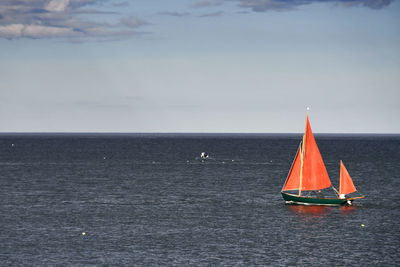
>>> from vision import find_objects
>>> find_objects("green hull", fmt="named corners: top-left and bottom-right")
top-left (281, 192), bottom-right (349, 206)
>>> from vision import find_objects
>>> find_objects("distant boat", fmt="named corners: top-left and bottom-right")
top-left (281, 115), bottom-right (364, 206)
top-left (200, 152), bottom-right (209, 159)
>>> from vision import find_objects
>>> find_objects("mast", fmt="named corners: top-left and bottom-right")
top-left (339, 160), bottom-right (343, 196)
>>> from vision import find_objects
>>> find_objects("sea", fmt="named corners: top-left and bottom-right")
top-left (0, 133), bottom-right (399, 266)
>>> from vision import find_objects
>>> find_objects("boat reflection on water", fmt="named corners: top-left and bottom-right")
top-left (339, 205), bottom-right (358, 215)
top-left (286, 205), bottom-right (331, 218)
top-left (286, 204), bottom-right (359, 219)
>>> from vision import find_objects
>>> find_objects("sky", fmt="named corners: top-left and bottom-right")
top-left (0, 0), bottom-right (399, 133)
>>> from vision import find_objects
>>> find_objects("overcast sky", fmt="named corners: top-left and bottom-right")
top-left (0, 0), bottom-right (399, 133)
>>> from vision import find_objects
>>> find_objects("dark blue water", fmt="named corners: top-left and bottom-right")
top-left (0, 133), bottom-right (399, 266)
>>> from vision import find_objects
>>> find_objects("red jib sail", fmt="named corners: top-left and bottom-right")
top-left (339, 161), bottom-right (357, 195)
top-left (301, 116), bottom-right (332, 191)
top-left (282, 116), bottom-right (332, 192)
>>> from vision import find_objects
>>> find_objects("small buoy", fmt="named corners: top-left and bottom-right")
top-left (11, 144), bottom-right (14, 147)
top-left (186, 160), bottom-right (189, 163)
top-left (361, 224), bottom-right (365, 227)
top-left (103, 156), bottom-right (106, 160)
top-left (232, 159), bottom-right (234, 162)
top-left (82, 232), bottom-right (86, 236)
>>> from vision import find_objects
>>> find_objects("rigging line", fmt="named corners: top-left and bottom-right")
top-left (331, 186), bottom-right (339, 196)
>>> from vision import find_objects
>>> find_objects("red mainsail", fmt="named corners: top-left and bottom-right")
top-left (301, 116), bottom-right (332, 191)
top-left (282, 116), bottom-right (332, 192)
top-left (339, 161), bottom-right (357, 195)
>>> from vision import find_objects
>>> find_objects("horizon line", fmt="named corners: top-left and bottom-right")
top-left (0, 132), bottom-right (399, 136)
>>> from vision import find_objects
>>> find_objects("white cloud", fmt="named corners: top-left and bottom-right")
top-left (46, 0), bottom-right (70, 12)
top-left (0, 23), bottom-right (80, 38)
top-left (0, 0), bottom-right (148, 41)
top-left (0, 24), bottom-right (24, 38)
top-left (23, 24), bottom-right (79, 38)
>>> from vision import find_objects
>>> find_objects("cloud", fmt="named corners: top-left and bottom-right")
top-left (159, 11), bottom-right (191, 17)
top-left (0, 0), bottom-right (392, 41)
top-left (236, 0), bottom-right (393, 12)
top-left (119, 17), bottom-right (148, 28)
top-left (0, 24), bottom-right (81, 38)
top-left (199, 11), bottom-right (224, 17)
top-left (238, 0), bottom-right (294, 12)
top-left (190, 0), bottom-right (223, 8)
top-left (0, 0), bottom-right (148, 41)
top-left (112, 1), bottom-right (129, 7)
top-left (46, 0), bottom-right (70, 12)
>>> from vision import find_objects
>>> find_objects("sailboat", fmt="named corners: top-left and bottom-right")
top-left (281, 115), bottom-right (364, 206)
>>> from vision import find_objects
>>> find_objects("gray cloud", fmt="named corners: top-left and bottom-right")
top-left (237, 0), bottom-right (393, 12)
top-left (119, 17), bottom-right (148, 28)
top-left (159, 11), bottom-right (191, 17)
top-left (199, 11), bottom-right (224, 17)
top-left (190, 0), bottom-right (223, 8)
top-left (0, 0), bottom-right (392, 41)
top-left (0, 0), bottom-right (148, 41)
top-left (112, 1), bottom-right (129, 7)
